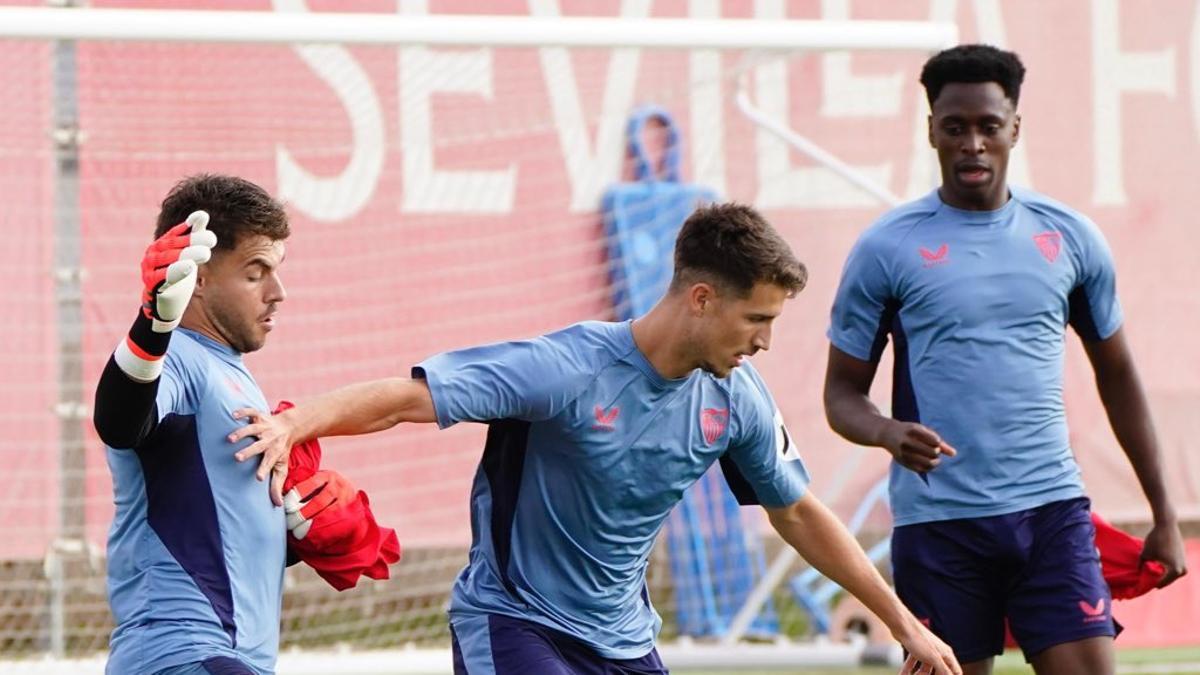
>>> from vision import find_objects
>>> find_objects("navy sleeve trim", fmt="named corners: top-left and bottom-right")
top-left (1068, 286), bottom-right (1103, 341)
top-left (481, 419), bottom-right (532, 598)
top-left (868, 297), bottom-right (901, 362)
top-left (718, 454), bottom-right (760, 506)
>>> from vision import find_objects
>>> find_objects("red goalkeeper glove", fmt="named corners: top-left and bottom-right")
top-left (284, 470), bottom-right (360, 540)
top-left (113, 211), bottom-right (216, 382)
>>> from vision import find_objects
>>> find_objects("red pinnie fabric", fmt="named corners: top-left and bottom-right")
top-left (1091, 512), bottom-right (1166, 600)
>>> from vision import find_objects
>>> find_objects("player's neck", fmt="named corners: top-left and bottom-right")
top-left (180, 306), bottom-right (236, 352)
top-left (938, 183), bottom-right (1011, 212)
top-left (630, 301), bottom-right (696, 380)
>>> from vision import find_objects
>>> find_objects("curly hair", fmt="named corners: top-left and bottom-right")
top-left (155, 174), bottom-right (289, 249)
top-left (920, 44), bottom-right (1026, 108)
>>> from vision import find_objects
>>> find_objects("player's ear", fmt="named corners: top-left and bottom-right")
top-left (927, 114), bottom-right (934, 148)
top-left (689, 282), bottom-right (715, 317)
top-left (192, 255), bottom-right (214, 295)
top-left (1012, 113), bottom-right (1021, 145)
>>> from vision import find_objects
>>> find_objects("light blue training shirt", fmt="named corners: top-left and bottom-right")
top-left (828, 187), bottom-right (1123, 526)
top-left (105, 329), bottom-right (285, 674)
top-left (415, 320), bottom-right (809, 659)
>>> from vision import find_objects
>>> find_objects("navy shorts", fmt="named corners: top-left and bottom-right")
top-left (892, 497), bottom-right (1116, 663)
top-left (451, 613), bottom-right (669, 675)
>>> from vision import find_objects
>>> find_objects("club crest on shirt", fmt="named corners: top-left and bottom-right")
top-left (700, 408), bottom-right (728, 444)
top-left (1033, 231), bottom-right (1062, 263)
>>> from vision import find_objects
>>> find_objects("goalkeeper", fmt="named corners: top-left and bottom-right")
top-left (231, 203), bottom-right (962, 675)
top-left (93, 174), bottom-right (291, 675)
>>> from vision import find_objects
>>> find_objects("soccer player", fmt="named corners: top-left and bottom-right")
top-left (230, 203), bottom-right (961, 675)
top-left (93, 174), bottom-right (290, 675)
top-left (823, 45), bottom-right (1188, 675)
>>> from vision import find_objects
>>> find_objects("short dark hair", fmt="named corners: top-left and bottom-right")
top-left (920, 44), bottom-right (1026, 108)
top-left (155, 174), bottom-right (289, 249)
top-left (670, 202), bottom-right (806, 297)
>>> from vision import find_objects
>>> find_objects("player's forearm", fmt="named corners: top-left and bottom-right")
top-left (1094, 358), bottom-right (1175, 523)
top-left (824, 386), bottom-right (894, 449)
top-left (767, 494), bottom-right (916, 636)
top-left (278, 378), bottom-right (435, 443)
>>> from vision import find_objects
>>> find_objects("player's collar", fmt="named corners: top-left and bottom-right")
top-left (934, 188), bottom-right (1016, 225)
top-left (177, 328), bottom-right (244, 365)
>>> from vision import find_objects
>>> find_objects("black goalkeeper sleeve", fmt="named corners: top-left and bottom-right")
top-left (93, 354), bottom-right (162, 449)
top-left (93, 311), bottom-right (171, 449)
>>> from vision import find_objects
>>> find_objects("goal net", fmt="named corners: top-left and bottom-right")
top-left (2, 2), bottom-right (969, 670)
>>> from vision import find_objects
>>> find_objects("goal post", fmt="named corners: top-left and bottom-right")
top-left (0, 6), bottom-right (956, 50)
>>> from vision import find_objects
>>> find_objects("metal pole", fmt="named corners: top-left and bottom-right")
top-left (50, 14), bottom-right (84, 657)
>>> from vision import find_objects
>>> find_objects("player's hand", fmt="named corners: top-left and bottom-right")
top-left (894, 618), bottom-right (961, 675)
top-left (879, 421), bottom-right (956, 474)
top-left (284, 470), bottom-right (358, 539)
top-left (141, 211), bottom-right (216, 333)
top-left (230, 407), bottom-right (295, 507)
top-left (1143, 519), bottom-right (1188, 588)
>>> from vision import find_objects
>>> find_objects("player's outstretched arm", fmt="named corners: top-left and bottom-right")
top-left (823, 345), bottom-right (955, 473)
top-left (230, 378), bottom-right (436, 504)
top-left (766, 493), bottom-right (962, 675)
top-left (93, 212), bottom-right (216, 448)
top-left (1083, 327), bottom-right (1188, 587)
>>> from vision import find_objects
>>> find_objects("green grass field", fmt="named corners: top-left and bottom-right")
top-left (674, 646), bottom-right (1200, 674)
